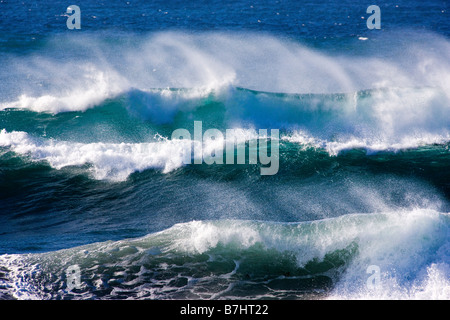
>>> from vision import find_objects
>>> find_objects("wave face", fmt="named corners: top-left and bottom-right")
top-left (1, 12), bottom-right (450, 300)
top-left (0, 32), bottom-right (449, 180)
top-left (0, 210), bottom-right (448, 300)
top-left (1, 84), bottom-right (449, 181)
top-left (1, 31), bottom-right (450, 112)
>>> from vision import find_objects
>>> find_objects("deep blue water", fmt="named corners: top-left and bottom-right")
top-left (0, 0), bottom-right (449, 300)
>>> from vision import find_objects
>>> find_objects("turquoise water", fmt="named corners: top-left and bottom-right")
top-left (0, 1), bottom-right (449, 300)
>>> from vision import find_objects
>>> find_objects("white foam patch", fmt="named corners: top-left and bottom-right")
top-left (0, 128), bottom-right (262, 181)
top-left (283, 130), bottom-right (450, 155)
top-left (0, 64), bottom-right (128, 114)
top-left (167, 220), bottom-right (262, 254)
top-left (326, 210), bottom-right (450, 300)
top-left (0, 210), bottom-right (448, 299)
top-left (335, 263), bottom-right (450, 300)
top-left (282, 83), bottom-right (450, 154)
top-left (0, 254), bottom-right (44, 300)
top-left (285, 130), bottom-right (450, 155)
top-left (1, 31), bottom-right (449, 114)
top-left (0, 129), bottom-right (193, 180)
top-left (163, 210), bottom-right (450, 300)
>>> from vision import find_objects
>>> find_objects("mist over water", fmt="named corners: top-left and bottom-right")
top-left (0, 1), bottom-right (449, 300)
top-left (2, 31), bottom-right (450, 111)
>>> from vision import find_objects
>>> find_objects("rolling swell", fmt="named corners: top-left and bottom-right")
top-left (1, 84), bottom-right (449, 255)
top-left (0, 86), bottom-right (449, 190)
top-left (0, 30), bottom-right (449, 300)
top-left (0, 210), bottom-right (448, 300)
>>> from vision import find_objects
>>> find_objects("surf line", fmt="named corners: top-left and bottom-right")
top-left (171, 121), bottom-right (279, 175)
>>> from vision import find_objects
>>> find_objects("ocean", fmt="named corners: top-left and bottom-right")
top-left (0, 0), bottom-right (449, 300)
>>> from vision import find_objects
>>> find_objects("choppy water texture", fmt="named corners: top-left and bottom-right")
top-left (0, 0), bottom-right (449, 300)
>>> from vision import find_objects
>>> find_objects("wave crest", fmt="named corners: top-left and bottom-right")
top-left (0, 210), bottom-right (448, 299)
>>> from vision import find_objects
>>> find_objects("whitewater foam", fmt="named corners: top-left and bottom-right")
top-left (283, 130), bottom-right (450, 156)
top-left (1, 62), bottom-right (128, 114)
top-left (0, 128), bottom-right (268, 180)
top-left (0, 129), bottom-right (194, 180)
top-left (0, 209), bottom-right (448, 300)
top-left (1, 31), bottom-right (449, 114)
